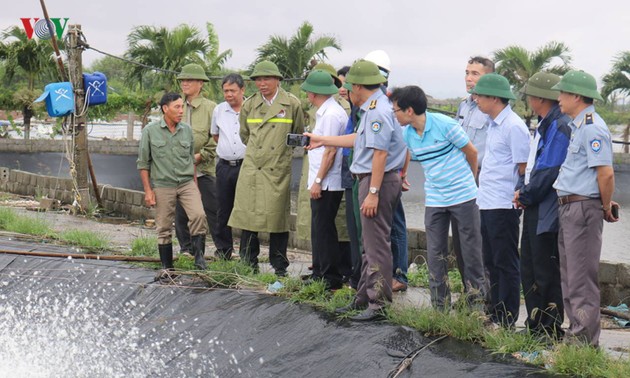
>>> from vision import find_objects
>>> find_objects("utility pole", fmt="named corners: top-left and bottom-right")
top-left (67, 24), bottom-right (90, 210)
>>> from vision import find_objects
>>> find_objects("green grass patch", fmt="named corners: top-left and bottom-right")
top-left (483, 328), bottom-right (547, 355)
top-left (407, 262), bottom-right (463, 293)
top-left (0, 207), bottom-right (51, 236)
top-left (549, 344), bottom-right (609, 377)
top-left (128, 236), bottom-right (159, 257)
top-left (58, 229), bottom-right (110, 252)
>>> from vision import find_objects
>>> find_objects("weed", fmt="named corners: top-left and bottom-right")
top-left (549, 344), bottom-right (609, 377)
top-left (128, 236), bottom-right (158, 257)
top-left (407, 262), bottom-right (463, 293)
top-left (483, 328), bottom-right (547, 355)
top-left (0, 207), bottom-right (51, 236)
top-left (58, 230), bottom-right (110, 252)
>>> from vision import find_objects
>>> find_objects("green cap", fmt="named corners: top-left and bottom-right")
top-left (470, 73), bottom-right (516, 100)
top-left (344, 59), bottom-right (386, 86)
top-left (343, 82), bottom-right (353, 92)
top-left (250, 60), bottom-right (283, 80)
top-left (551, 70), bottom-right (603, 101)
top-left (177, 64), bottom-right (209, 82)
top-left (521, 72), bottom-right (561, 100)
top-left (313, 62), bottom-right (342, 88)
top-left (301, 70), bottom-right (338, 95)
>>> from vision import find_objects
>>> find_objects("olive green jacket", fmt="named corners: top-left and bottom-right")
top-left (228, 88), bottom-right (305, 232)
top-left (184, 96), bottom-right (217, 176)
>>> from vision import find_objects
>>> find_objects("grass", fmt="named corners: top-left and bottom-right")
top-left (128, 236), bottom-right (159, 257)
top-left (407, 262), bottom-right (463, 293)
top-left (57, 229), bottom-right (110, 252)
top-left (0, 207), bottom-right (52, 236)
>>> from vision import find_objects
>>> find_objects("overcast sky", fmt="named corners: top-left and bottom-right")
top-left (4, 0), bottom-right (629, 99)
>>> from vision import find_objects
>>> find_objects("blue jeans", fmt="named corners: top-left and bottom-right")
top-left (391, 199), bottom-right (408, 284)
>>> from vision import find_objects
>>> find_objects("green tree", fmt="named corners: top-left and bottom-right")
top-left (0, 26), bottom-right (59, 139)
top-left (201, 22), bottom-right (232, 100)
top-left (125, 24), bottom-right (209, 91)
top-left (253, 21), bottom-right (341, 80)
top-left (493, 41), bottom-right (572, 126)
top-left (602, 51), bottom-right (630, 101)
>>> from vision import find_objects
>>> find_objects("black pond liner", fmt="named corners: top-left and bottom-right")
top-left (0, 240), bottom-right (550, 377)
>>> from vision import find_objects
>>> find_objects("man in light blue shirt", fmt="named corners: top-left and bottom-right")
top-left (472, 73), bottom-right (530, 328)
top-left (391, 85), bottom-right (486, 310)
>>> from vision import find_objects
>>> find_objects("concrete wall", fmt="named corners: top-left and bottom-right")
top-left (0, 139), bottom-right (139, 155)
top-left (1, 166), bottom-right (628, 305)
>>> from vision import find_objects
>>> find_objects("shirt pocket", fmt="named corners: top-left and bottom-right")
top-left (178, 140), bottom-right (192, 158)
top-left (568, 142), bottom-right (581, 154)
top-left (151, 140), bottom-right (167, 158)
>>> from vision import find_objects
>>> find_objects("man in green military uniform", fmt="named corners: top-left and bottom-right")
top-left (228, 60), bottom-right (305, 276)
top-left (174, 64), bottom-right (219, 257)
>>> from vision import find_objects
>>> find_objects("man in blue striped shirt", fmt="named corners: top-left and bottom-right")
top-left (390, 86), bottom-right (486, 310)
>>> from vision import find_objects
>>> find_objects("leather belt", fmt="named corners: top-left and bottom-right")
top-left (352, 170), bottom-right (397, 181)
top-left (557, 194), bottom-right (598, 205)
top-left (219, 158), bottom-right (243, 167)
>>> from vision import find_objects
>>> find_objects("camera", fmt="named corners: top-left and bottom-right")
top-left (286, 133), bottom-right (310, 147)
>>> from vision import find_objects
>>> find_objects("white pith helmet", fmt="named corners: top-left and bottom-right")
top-left (364, 50), bottom-right (391, 73)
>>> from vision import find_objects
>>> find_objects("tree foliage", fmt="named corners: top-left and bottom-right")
top-left (493, 41), bottom-right (573, 126)
top-left (601, 51), bottom-right (630, 101)
top-left (253, 21), bottom-right (341, 79)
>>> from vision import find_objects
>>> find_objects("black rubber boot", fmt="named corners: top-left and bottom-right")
top-left (191, 235), bottom-right (207, 270)
top-left (158, 243), bottom-right (174, 270)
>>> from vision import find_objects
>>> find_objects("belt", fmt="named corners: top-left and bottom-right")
top-left (352, 170), bottom-right (397, 181)
top-left (219, 158), bottom-right (243, 167)
top-left (557, 194), bottom-right (599, 205)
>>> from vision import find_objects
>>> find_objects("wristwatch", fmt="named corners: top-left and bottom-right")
top-left (369, 187), bottom-right (379, 195)
top-left (315, 177), bottom-right (322, 184)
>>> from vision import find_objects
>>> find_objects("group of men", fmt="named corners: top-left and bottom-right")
top-left (136, 52), bottom-right (618, 346)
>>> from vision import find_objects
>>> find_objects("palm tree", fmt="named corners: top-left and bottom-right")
top-left (253, 21), bottom-right (341, 80)
top-left (125, 24), bottom-right (209, 91)
top-left (493, 41), bottom-right (572, 126)
top-left (201, 22), bottom-right (232, 100)
top-left (601, 51), bottom-right (630, 101)
top-left (0, 26), bottom-right (58, 139)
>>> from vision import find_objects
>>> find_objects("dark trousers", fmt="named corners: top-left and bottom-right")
top-left (311, 190), bottom-right (344, 288)
top-left (521, 205), bottom-right (564, 335)
top-left (345, 187), bottom-right (363, 289)
top-left (391, 199), bottom-right (408, 284)
top-left (240, 230), bottom-right (289, 275)
top-left (480, 208), bottom-right (521, 327)
top-left (215, 159), bottom-right (241, 251)
top-left (175, 175), bottom-right (218, 251)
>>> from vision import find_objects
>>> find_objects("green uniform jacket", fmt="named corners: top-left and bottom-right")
top-left (228, 88), bottom-right (305, 233)
top-left (184, 96), bottom-right (217, 176)
top-left (296, 94), bottom-right (351, 241)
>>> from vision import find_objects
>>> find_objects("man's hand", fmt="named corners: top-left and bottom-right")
top-left (144, 189), bottom-right (156, 207)
top-left (361, 193), bottom-right (378, 218)
top-left (304, 132), bottom-right (323, 150)
top-left (310, 183), bottom-right (322, 200)
top-left (194, 153), bottom-right (202, 165)
top-left (513, 190), bottom-right (525, 209)
top-left (604, 200), bottom-right (620, 223)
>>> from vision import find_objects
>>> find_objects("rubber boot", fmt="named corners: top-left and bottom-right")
top-left (191, 235), bottom-right (207, 270)
top-left (158, 243), bottom-right (174, 270)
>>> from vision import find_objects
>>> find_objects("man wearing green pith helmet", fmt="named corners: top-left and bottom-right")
top-left (552, 70), bottom-right (619, 347)
top-left (228, 60), bottom-right (305, 277)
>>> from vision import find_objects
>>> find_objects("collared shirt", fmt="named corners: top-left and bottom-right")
top-left (554, 105), bottom-right (613, 197)
top-left (403, 112), bottom-right (477, 207)
top-left (211, 101), bottom-right (246, 161)
top-left (477, 105), bottom-right (530, 209)
top-left (136, 118), bottom-right (194, 188)
top-left (350, 90), bottom-right (406, 174)
top-left (183, 95), bottom-right (217, 176)
top-left (262, 88), bottom-right (279, 106)
top-left (308, 96), bottom-right (348, 191)
top-left (457, 96), bottom-right (490, 167)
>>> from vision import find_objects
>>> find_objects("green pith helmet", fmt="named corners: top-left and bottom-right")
top-left (521, 72), bottom-right (561, 100)
top-left (250, 60), bottom-right (283, 80)
top-left (300, 70), bottom-right (338, 95)
top-left (344, 59), bottom-right (386, 86)
top-left (551, 70), bottom-right (603, 101)
top-left (177, 64), bottom-right (209, 82)
top-left (470, 73), bottom-right (516, 100)
top-left (313, 62), bottom-right (342, 88)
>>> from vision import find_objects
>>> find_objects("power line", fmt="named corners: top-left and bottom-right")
top-left (82, 42), bottom-right (305, 82)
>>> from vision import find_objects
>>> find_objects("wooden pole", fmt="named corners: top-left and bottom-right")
top-left (38, 0), bottom-right (66, 81)
top-left (67, 24), bottom-right (90, 211)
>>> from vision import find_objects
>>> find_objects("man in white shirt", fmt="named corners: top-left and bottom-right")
top-left (301, 69), bottom-right (348, 290)
top-left (211, 74), bottom-right (246, 259)
top-left (471, 73), bottom-right (530, 328)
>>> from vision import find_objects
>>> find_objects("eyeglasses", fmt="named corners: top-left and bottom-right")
top-left (392, 108), bottom-right (403, 113)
